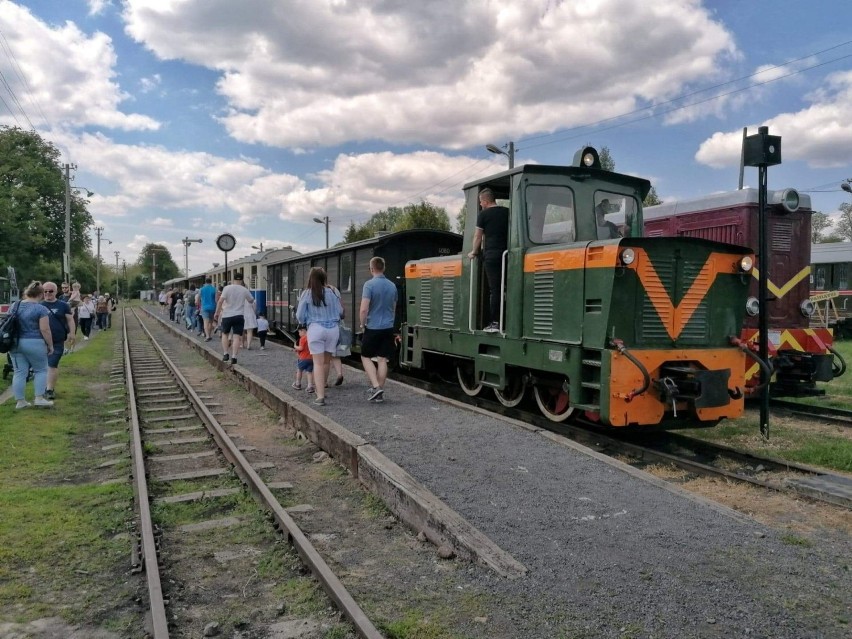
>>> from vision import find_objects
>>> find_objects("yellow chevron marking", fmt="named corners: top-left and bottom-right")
top-left (745, 363), bottom-right (760, 380)
top-left (751, 265), bottom-right (811, 299)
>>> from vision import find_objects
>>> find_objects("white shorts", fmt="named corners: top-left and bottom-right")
top-left (307, 323), bottom-right (339, 355)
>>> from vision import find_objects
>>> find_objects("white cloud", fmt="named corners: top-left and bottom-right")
top-left (52, 131), bottom-right (491, 229)
top-left (139, 74), bottom-right (161, 93)
top-left (121, 0), bottom-right (737, 149)
top-left (695, 71), bottom-right (852, 169)
top-left (0, 3), bottom-right (159, 132)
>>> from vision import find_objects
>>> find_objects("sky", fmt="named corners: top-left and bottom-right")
top-left (2, 0), bottom-right (852, 276)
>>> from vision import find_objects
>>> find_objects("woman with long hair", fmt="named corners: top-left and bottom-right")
top-left (9, 281), bottom-right (54, 409)
top-left (295, 267), bottom-right (343, 406)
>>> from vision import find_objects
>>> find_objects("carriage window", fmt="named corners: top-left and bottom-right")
top-left (816, 266), bottom-right (826, 291)
top-left (839, 264), bottom-right (848, 290)
top-left (595, 192), bottom-right (637, 239)
top-left (340, 254), bottom-right (352, 293)
top-left (527, 185), bottom-right (575, 244)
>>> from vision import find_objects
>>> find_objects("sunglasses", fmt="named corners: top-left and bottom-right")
top-left (44, 289), bottom-right (57, 293)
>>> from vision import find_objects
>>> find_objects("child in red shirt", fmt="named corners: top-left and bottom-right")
top-left (292, 325), bottom-right (315, 393)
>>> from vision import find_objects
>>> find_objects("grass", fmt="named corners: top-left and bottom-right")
top-left (675, 339), bottom-right (852, 473)
top-left (0, 328), bottom-right (137, 627)
top-left (378, 611), bottom-right (454, 639)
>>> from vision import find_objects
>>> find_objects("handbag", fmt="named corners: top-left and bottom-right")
top-left (0, 302), bottom-right (20, 354)
top-left (336, 321), bottom-right (352, 358)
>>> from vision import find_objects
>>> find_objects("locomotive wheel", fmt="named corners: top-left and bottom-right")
top-left (456, 362), bottom-right (483, 397)
top-left (533, 383), bottom-right (575, 422)
top-left (494, 373), bottom-right (525, 407)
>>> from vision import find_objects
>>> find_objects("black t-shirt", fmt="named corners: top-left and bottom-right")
top-left (475, 205), bottom-right (509, 259)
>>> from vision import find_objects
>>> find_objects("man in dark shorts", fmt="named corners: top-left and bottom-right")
top-left (213, 273), bottom-right (255, 367)
top-left (358, 257), bottom-right (398, 403)
top-left (40, 281), bottom-right (75, 401)
top-left (467, 187), bottom-right (509, 332)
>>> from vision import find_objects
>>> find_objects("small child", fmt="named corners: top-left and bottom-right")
top-left (174, 297), bottom-right (184, 324)
top-left (292, 325), bottom-right (315, 393)
top-left (256, 313), bottom-right (269, 350)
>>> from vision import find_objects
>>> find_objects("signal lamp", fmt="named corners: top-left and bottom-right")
top-left (572, 146), bottom-right (601, 169)
top-left (799, 299), bottom-right (816, 317)
top-left (739, 256), bottom-right (754, 272)
top-left (746, 297), bottom-right (760, 316)
top-left (620, 248), bottom-right (636, 266)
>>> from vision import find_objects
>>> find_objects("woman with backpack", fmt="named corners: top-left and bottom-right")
top-left (8, 281), bottom-right (54, 409)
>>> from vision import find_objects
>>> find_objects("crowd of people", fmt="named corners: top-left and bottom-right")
top-left (158, 257), bottom-right (397, 409)
top-left (7, 280), bottom-right (116, 409)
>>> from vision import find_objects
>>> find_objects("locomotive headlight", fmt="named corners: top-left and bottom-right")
top-left (800, 299), bottom-right (816, 317)
top-left (746, 297), bottom-right (760, 316)
top-left (739, 255), bottom-right (754, 272)
top-left (769, 188), bottom-right (800, 213)
top-left (582, 152), bottom-right (596, 167)
top-left (620, 248), bottom-right (636, 265)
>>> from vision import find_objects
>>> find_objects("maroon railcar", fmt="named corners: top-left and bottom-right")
top-left (642, 188), bottom-right (841, 396)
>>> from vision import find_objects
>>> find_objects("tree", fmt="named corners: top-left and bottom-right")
top-left (0, 126), bottom-right (94, 284)
top-left (597, 146), bottom-right (615, 171)
top-left (643, 187), bottom-right (662, 207)
top-left (136, 243), bottom-right (180, 290)
top-left (835, 203), bottom-right (852, 242)
top-left (456, 203), bottom-right (467, 234)
top-left (811, 211), bottom-right (834, 243)
top-left (343, 201), bottom-right (451, 243)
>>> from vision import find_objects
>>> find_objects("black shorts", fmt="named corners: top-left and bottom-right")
top-left (221, 315), bottom-right (245, 336)
top-left (361, 327), bottom-right (396, 360)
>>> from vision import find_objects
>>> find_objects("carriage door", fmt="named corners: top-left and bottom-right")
top-left (289, 262), bottom-right (310, 328)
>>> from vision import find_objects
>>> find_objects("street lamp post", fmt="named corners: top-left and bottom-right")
top-left (485, 141), bottom-right (515, 169)
top-left (94, 227), bottom-right (111, 294)
top-left (313, 216), bottom-right (330, 248)
top-left (182, 237), bottom-right (203, 277)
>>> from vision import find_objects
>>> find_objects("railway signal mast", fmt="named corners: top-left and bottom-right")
top-left (743, 125), bottom-right (782, 438)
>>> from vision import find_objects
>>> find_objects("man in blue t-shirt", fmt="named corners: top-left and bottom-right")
top-left (198, 277), bottom-right (218, 341)
top-left (40, 281), bottom-right (75, 401)
top-left (358, 256), bottom-right (398, 403)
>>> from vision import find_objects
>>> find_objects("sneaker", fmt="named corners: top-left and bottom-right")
top-left (15, 400), bottom-right (32, 410)
top-left (368, 388), bottom-right (384, 402)
top-left (483, 322), bottom-right (500, 333)
top-left (34, 397), bottom-right (54, 408)
top-left (260, 346), bottom-right (265, 350)
top-left (222, 353), bottom-right (230, 362)
top-left (44, 389), bottom-right (56, 400)
top-left (83, 336), bottom-right (89, 341)
top-left (313, 397), bottom-right (326, 406)
top-left (292, 382), bottom-right (302, 390)
top-left (230, 358), bottom-right (237, 366)
top-left (306, 385), bottom-right (315, 394)
top-left (205, 337), bottom-right (212, 342)
top-left (334, 375), bottom-right (344, 386)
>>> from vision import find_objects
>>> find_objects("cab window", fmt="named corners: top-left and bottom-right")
top-left (594, 192), bottom-right (638, 239)
top-left (527, 185), bottom-right (575, 244)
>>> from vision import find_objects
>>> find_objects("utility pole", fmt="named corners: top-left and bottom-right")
top-left (114, 251), bottom-right (120, 300)
top-left (63, 163), bottom-right (75, 282)
top-left (95, 227), bottom-right (111, 294)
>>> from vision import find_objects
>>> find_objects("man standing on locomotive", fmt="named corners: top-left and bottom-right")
top-left (467, 187), bottom-right (509, 332)
top-left (359, 257), bottom-right (398, 403)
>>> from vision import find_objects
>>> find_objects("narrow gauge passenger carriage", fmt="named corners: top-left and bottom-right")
top-left (265, 230), bottom-right (463, 339)
top-left (811, 242), bottom-right (852, 339)
top-left (643, 189), bottom-right (845, 396)
top-left (401, 147), bottom-right (759, 427)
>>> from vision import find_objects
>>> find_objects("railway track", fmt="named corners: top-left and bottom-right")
top-left (396, 372), bottom-right (852, 510)
top-left (121, 309), bottom-right (383, 638)
top-left (770, 397), bottom-right (852, 427)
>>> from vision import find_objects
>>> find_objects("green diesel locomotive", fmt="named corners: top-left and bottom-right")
top-left (400, 147), bottom-right (758, 427)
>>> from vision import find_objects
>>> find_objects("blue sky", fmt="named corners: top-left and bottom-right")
top-left (2, 0), bottom-right (852, 274)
